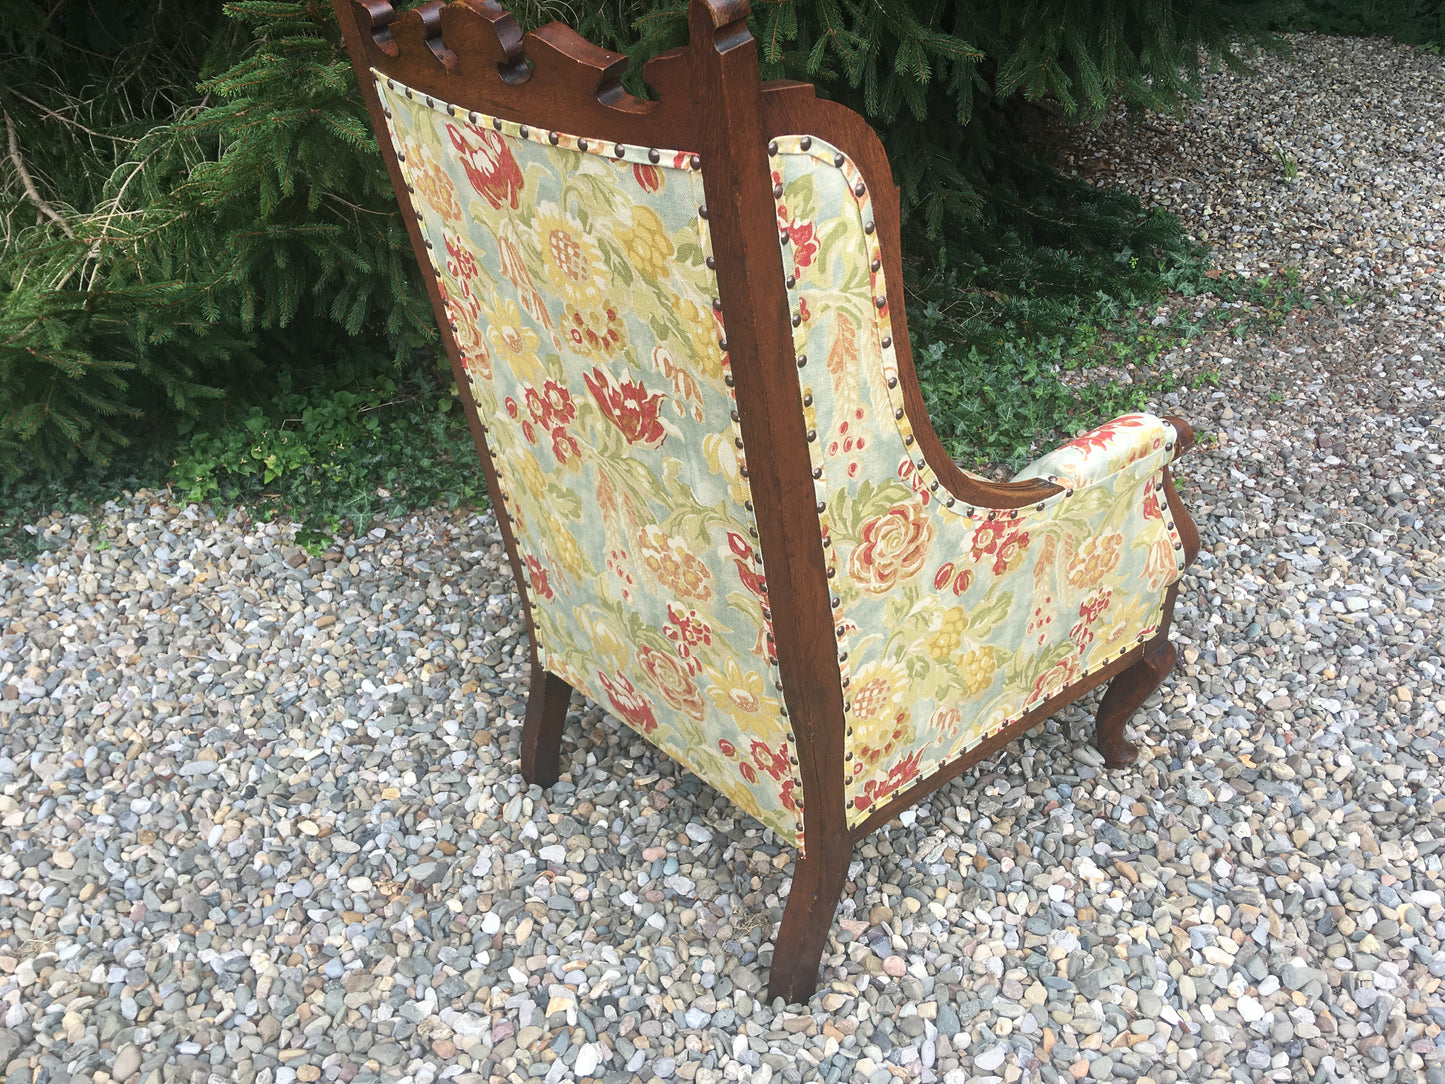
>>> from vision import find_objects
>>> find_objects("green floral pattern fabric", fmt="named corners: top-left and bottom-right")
top-left (769, 136), bottom-right (1189, 825)
top-left (375, 74), bottom-right (804, 847)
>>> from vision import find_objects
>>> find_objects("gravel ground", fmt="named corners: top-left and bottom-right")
top-left (2, 32), bottom-right (1444, 1084)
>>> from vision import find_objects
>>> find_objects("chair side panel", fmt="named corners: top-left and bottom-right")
top-left (377, 74), bottom-right (803, 845)
top-left (770, 138), bottom-right (1190, 825)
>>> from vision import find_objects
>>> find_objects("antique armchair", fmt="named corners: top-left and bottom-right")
top-left (334, 0), bottom-right (1200, 1002)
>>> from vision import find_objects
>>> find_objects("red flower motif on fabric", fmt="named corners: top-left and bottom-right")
top-left (750, 739), bottom-right (792, 782)
top-left (933, 562), bottom-right (974, 596)
top-left (776, 203), bottom-right (817, 269)
top-left (525, 555), bottom-right (554, 601)
top-left (637, 645), bottom-right (706, 721)
top-left (664, 603), bottom-right (713, 673)
top-left (849, 502), bottom-right (934, 595)
top-left (990, 529), bottom-right (1032, 575)
top-left (585, 367), bottom-right (666, 447)
top-left (444, 233), bottom-right (480, 284)
top-left (597, 671), bottom-right (658, 734)
top-left (1143, 483), bottom-right (1162, 520)
top-left (854, 749), bottom-right (924, 813)
top-left (446, 122), bottom-right (523, 209)
top-left (632, 163), bottom-right (662, 193)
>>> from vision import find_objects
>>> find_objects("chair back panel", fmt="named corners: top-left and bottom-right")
top-left (770, 137), bottom-right (1187, 823)
top-left (376, 75), bottom-right (803, 843)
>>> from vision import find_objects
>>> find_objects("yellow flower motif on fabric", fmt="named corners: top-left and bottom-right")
top-left (705, 659), bottom-right (783, 734)
top-left (537, 204), bottom-right (604, 305)
top-left (618, 205), bottom-right (674, 284)
top-left (574, 607), bottom-right (629, 669)
top-left (703, 433), bottom-right (751, 507)
top-left (551, 529), bottom-right (589, 584)
top-left (637, 526), bottom-right (712, 603)
top-left (676, 297), bottom-right (724, 382)
top-left (958, 646), bottom-right (997, 697)
top-left (515, 449), bottom-right (547, 501)
top-left (1066, 532), bottom-right (1125, 590)
top-left (403, 138), bottom-right (462, 223)
top-left (562, 301), bottom-right (626, 363)
top-left (925, 607), bottom-right (969, 661)
top-left (848, 660), bottom-right (911, 771)
top-left (482, 291), bottom-right (541, 373)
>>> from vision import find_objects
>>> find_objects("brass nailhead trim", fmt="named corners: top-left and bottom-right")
top-left (648, 148), bottom-right (660, 163)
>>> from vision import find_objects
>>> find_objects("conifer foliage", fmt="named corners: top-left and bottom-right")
top-left (2, 0), bottom-right (1282, 474)
top-left (1, 1), bottom-right (431, 475)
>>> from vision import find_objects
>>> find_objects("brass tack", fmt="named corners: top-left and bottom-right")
top-left (718, 337), bottom-right (728, 351)
top-left (492, 117), bottom-right (502, 130)
top-left (796, 354), bottom-right (807, 367)
top-left (806, 429), bottom-right (816, 441)
top-left (881, 336), bottom-right (892, 349)
top-left (740, 467), bottom-right (749, 478)
top-left (699, 206), bottom-right (709, 219)
top-left (838, 650), bottom-right (847, 661)
top-left (876, 297), bottom-right (887, 309)
top-left (445, 103), bottom-right (454, 115)
top-left (802, 393), bottom-right (813, 406)
top-left (835, 626), bottom-right (845, 638)
top-left (468, 111), bottom-right (479, 123)
top-left (834, 153), bottom-right (845, 168)
top-left (871, 258), bottom-right (881, 272)
top-left (946, 497), bottom-right (956, 508)
top-left (864, 221), bottom-right (875, 234)
top-left (396, 152), bottom-right (406, 162)
top-left (1037, 502), bottom-right (1046, 511)
top-left (648, 148), bottom-right (660, 163)
top-left (894, 408), bottom-right (904, 420)
top-left (800, 136), bottom-right (812, 150)
top-left (750, 528), bottom-right (758, 537)
top-left (786, 275), bottom-right (796, 289)
top-left (744, 499), bottom-right (753, 510)
top-left (930, 481), bottom-right (939, 491)
top-left (578, 138), bottom-right (589, 151)
top-left (854, 181), bottom-right (866, 197)
top-left (817, 502), bottom-right (827, 514)
top-left (424, 96), bottom-right (434, 107)
top-left (905, 436), bottom-right (915, 447)
top-left (548, 131), bottom-right (559, 145)
top-left (690, 154), bottom-right (701, 169)
top-left (614, 142), bottom-right (625, 157)
top-left (735, 437), bottom-right (744, 449)
top-left (792, 313), bottom-right (802, 327)
top-left (812, 468), bottom-right (822, 480)
top-left (706, 256), bottom-right (716, 270)
top-left (731, 410), bottom-right (740, 422)
top-left (887, 376), bottom-right (897, 389)
top-left (773, 184), bottom-right (783, 198)
top-left (916, 457), bottom-right (925, 469)
top-left (724, 375), bottom-right (735, 387)
top-left (830, 595), bottom-right (839, 608)
top-left (779, 232), bottom-right (790, 245)
top-left (712, 297), bottom-right (723, 312)
top-left (768, 140), bottom-right (779, 156)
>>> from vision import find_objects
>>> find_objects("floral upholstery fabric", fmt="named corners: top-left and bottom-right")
top-left (770, 137), bottom-right (1190, 825)
top-left (375, 74), bottom-right (804, 847)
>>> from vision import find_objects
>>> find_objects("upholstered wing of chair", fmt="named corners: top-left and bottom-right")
top-left (333, 0), bottom-right (1200, 1002)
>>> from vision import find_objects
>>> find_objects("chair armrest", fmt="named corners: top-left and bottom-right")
top-left (1010, 413), bottom-right (1190, 489)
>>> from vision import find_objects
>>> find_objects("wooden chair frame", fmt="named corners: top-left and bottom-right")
top-left (334, 0), bottom-right (1200, 1002)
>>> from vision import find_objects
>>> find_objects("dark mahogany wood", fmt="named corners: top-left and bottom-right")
top-left (520, 667), bottom-right (574, 787)
top-left (332, 0), bottom-right (1201, 1004)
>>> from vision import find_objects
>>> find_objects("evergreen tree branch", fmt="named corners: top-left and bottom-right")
top-left (4, 109), bottom-right (74, 237)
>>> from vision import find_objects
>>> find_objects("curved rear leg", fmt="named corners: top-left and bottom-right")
top-left (520, 666), bottom-right (573, 787)
top-left (1094, 636), bottom-right (1177, 768)
top-left (766, 840), bottom-right (850, 1004)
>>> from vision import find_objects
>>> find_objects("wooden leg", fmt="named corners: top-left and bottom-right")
top-left (766, 841), bottom-right (850, 1004)
top-left (520, 667), bottom-right (572, 787)
top-left (1094, 637), bottom-right (1176, 768)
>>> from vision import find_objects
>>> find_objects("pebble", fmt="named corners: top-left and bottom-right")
top-left (0, 30), bottom-right (1443, 1084)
